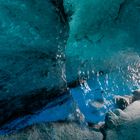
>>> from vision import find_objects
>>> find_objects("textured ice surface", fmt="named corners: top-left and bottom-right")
top-left (0, 0), bottom-right (140, 134)
top-left (65, 0), bottom-right (140, 82)
top-left (0, 0), bottom-right (69, 128)
top-left (65, 0), bottom-right (140, 123)
top-left (0, 0), bottom-right (68, 99)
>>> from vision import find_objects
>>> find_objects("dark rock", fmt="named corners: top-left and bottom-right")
top-left (114, 95), bottom-right (131, 110)
top-left (132, 89), bottom-right (140, 101)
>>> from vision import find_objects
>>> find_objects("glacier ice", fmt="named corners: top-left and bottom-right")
top-left (0, 0), bottom-right (140, 133)
top-left (0, 0), bottom-right (69, 127)
top-left (65, 0), bottom-right (140, 82)
top-left (65, 0), bottom-right (140, 123)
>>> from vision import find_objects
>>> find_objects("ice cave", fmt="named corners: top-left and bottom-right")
top-left (0, 0), bottom-right (140, 140)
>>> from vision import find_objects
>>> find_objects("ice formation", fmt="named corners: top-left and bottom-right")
top-left (0, 0), bottom-right (140, 135)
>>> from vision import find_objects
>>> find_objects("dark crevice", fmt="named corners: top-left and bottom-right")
top-left (67, 79), bottom-right (80, 89)
top-left (51, 0), bottom-right (68, 24)
top-left (114, 0), bottom-right (127, 21)
top-left (0, 87), bottom-right (71, 128)
top-left (100, 126), bottom-right (107, 140)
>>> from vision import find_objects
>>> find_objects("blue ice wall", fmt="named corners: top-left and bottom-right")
top-left (65, 0), bottom-right (140, 83)
top-left (64, 0), bottom-right (140, 123)
top-left (0, 0), bottom-right (140, 133)
top-left (0, 0), bottom-right (69, 128)
top-left (0, 0), bottom-right (68, 100)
